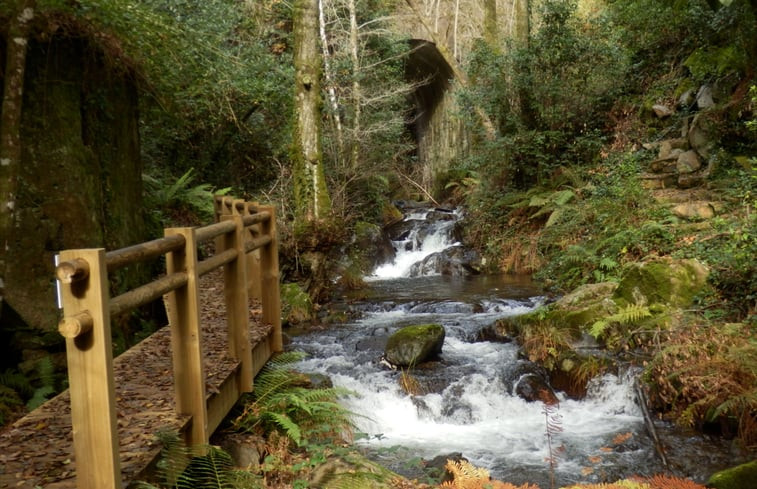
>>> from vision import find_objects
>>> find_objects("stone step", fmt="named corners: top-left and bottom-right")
top-left (640, 172), bottom-right (677, 189)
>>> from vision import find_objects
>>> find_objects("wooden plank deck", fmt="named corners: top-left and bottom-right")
top-left (0, 270), bottom-right (272, 488)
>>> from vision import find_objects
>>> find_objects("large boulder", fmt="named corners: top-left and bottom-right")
top-left (408, 246), bottom-right (481, 277)
top-left (347, 220), bottom-right (395, 273)
top-left (384, 324), bottom-right (445, 367)
top-left (613, 258), bottom-right (709, 308)
top-left (554, 282), bottom-right (619, 330)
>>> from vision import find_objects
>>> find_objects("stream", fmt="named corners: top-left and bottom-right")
top-left (289, 205), bottom-right (742, 487)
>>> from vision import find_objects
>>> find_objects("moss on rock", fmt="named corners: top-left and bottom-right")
top-left (310, 453), bottom-right (406, 488)
top-left (707, 459), bottom-right (757, 489)
top-left (384, 323), bottom-right (445, 367)
top-left (281, 282), bottom-right (314, 325)
top-left (613, 257), bottom-right (709, 307)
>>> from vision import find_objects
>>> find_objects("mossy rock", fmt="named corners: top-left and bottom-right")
top-left (310, 453), bottom-right (406, 488)
top-left (280, 282), bottom-right (314, 325)
top-left (384, 324), bottom-right (445, 367)
top-left (614, 258), bottom-right (709, 308)
top-left (706, 459), bottom-right (757, 489)
top-left (345, 220), bottom-right (395, 275)
top-left (554, 282), bottom-right (620, 330)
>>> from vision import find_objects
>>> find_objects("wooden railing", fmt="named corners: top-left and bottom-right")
top-left (54, 196), bottom-right (281, 489)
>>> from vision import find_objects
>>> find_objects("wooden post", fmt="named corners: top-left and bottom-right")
top-left (221, 214), bottom-right (253, 392)
top-left (244, 202), bottom-right (262, 302)
top-left (164, 227), bottom-right (208, 448)
top-left (258, 206), bottom-right (283, 352)
top-left (58, 249), bottom-right (121, 489)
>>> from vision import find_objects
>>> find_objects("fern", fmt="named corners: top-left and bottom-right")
top-left (439, 459), bottom-right (540, 488)
top-left (26, 357), bottom-right (58, 410)
top-left (134, 431), bottom-right (262, 489)
top-left (590, 304), bottom-right (652, 340)
top-left (234, 352), bottom-right (355, 447)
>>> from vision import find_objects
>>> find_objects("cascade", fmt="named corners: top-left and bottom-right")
top-left (290, 204), bottom-right (718, 486)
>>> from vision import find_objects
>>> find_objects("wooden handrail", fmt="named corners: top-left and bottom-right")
top-left (195, 219), bottom-right (237, 243)
top-left (197, 248), bottom-right (238, 277)
top-left (110, 272), bottom-right (188, 317)
top-left (55, 196), bottom-right (281, 489)
top-left (105, 234), bottom-right (185, 271)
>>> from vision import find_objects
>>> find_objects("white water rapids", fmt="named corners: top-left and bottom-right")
top-left (291, 206), bottom-right (662, 487)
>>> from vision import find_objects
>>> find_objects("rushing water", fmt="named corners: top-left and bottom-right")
top-left (289, 206), bottom-right (732, 487)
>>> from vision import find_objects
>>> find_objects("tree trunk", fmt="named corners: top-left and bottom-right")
top-left (293, 0), bottom-right (332, 222)
top-left (348, 0), bottom-right (361, 168)
top-left (484, 0), bottom-right (498, 47)
top-left (515, 0), bottom-right (530, 44)
top-left (0, 0), bottom-right (35, 318)
top-left (318, 0), bottom-right (345, 163)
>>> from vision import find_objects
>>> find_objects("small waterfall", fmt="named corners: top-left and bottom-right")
top-left (371, 206), bottom-right (464, 279)
top-left (291, 205), bottom-right (661, 487)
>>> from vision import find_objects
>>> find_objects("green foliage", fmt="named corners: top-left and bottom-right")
top-left (0, 357), bottom-right (63, 421)
top-left (25, 356), bottom-right (57, 410)
top-left (143, 168), bottom-right (231, 227)
top-left (460, 0), bottom-right (624, 188)
top-left (31, 0), bottom-right (295, 194)
top-left (233, 352), bottom-right (354, 447)
top-left (589, 303), bottom-right (652, 341)
top-left (135, 430), bottom-right (263, 489)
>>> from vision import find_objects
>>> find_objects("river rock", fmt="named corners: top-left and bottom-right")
top-left (310, 453), bottom-right (407, 488)
top-left (707, 460), bottom-right (757, 489)
top-left (613, 257), bottom-right (709, 308)
top-left (503, 361), bottom-right (559, 404)
top-left (476, 320), bottom-right (516, 343)
top-left (424, 453), bottom-right (467, 484)
top-left (351, 221), bottom-right (395, 272)
top-left (408, 245), bottom-right (481, 277)
top-left (384, 323), bottom-right (445, 367)
top-left (515, 373), bottom-right (559, 404)
top-left (426, 208), bottom-right (456, 222)
top-left (384, 218), bottom-right (423, 242)
top-left (212, 432), bottom-right (262, 470)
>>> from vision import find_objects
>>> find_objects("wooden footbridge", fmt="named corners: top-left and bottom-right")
top-left (0, 197), bottom-right (281, 489)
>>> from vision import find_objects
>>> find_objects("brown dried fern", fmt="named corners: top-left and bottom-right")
top-left (644, 474), bottom-right (709, 489)
top-left (439, 459), bottom-right (540, 489)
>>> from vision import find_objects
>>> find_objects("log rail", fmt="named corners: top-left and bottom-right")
top-left (3, 196), bottom-right (281, 489)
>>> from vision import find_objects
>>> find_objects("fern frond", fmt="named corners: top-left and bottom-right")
top-left (590, 304), bottom-right (652, 339)
top-left (264, 412), bottom-right (302, 445)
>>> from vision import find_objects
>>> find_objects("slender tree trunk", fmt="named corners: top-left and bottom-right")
top-left (348, 0), bottom-right (361, 168)
top-left (0, 0), bottom-right (35, 317)
top-left (515, 0), bottom-right (530, 45)
top-left (452, 0), bottom-right (460, 60)
top-left (484, 0), bottom-right (498, 47)
top-left (404, 0), bottom-right (497, 140)
top-left (293, 0), bottom-right (332, 222)
top-left (318, 0), bottom-right (345, 163)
